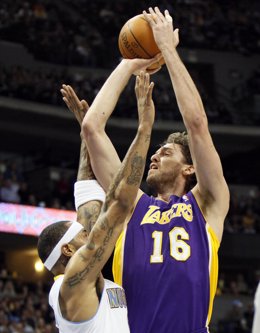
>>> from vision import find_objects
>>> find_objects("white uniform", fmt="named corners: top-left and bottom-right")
top-left (49, 276), bottom-right (130, 333)
top-left (252, 281), bottom-right (260, 333)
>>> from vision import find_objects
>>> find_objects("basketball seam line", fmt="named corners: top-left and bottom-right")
top-left (119, 39), bottom-right (129, 58)
top-left (127, 22), bottom-right (153, 58)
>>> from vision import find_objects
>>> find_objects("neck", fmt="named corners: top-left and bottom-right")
top-left (52, 265), bottom-right (65, 277)
top-left (156, 190), bottom-right (185, 202)
top-left (155, 182), bottom-right (186, 202)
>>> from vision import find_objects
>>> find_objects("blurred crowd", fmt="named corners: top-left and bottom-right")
top-left (0, 157), bottom-right (260, 234)
top-left (0, 0), bottom-right (259, 125)
top-left (0, 158), bottom-right (75, 210)
top-left (217, 298), bottom-right (254, 333)
top-left (0, 0), bottom-right (259, 68)
top-left (0, 63), bottom-right (235, 124)
top-left (225, 188), bottom-right (260, 234)
top-left (0, 264), bottom-right (258, 333)
top-left (0, 268), bottom-right (56, 333)
top-left (232, 65), bottom-right (260, 107)
top-left (217, 270), bottom-right (260, 297)
top-left (0, 64), bottom-right (102, 108)
top-left (216, 269), bottom-right (260, 333)
top-left (216, 269), bottom-right (260, 332)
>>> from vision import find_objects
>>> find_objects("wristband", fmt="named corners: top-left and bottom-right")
top-left (74, 180), bottom-right (106, 210)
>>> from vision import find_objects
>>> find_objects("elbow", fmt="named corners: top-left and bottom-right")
top-left (82, 111), bottom-right (99, 139)
top-left (186, 112), bottom-right (208, 133)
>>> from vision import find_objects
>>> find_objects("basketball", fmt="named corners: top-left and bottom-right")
top-left (118, 14), bottom-right (164, 71)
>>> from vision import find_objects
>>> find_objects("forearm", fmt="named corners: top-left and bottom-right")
top-left (67, 125), bottom-right (152, 285)
top-left (77, 140), bottom-right (95, 181)
top-left (83, 60), bottom-right (133, 131)
top-left (80, 61), bottom-right (133, 189)
top-left (105, 125), bottom-right (152, 210)
top-left (76, 140), bottom-right (102, 233)
top-left (82, 59), bottom-right (157, 191)
top-left (162, 47), bottom-right (206, 129)
top-left (85, 132), bottom-right (121, 191)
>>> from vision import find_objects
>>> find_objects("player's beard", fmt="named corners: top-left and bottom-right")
top-left (146, 171), bottom-right (168, 194)
top-left (146, 168), bottom-right (180, 195)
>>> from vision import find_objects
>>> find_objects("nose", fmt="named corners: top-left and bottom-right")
top-left (151, 152), bottom-right (160, 162)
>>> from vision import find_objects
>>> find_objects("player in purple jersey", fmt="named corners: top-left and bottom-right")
top-left (62, 7), bottom-right (230, 333)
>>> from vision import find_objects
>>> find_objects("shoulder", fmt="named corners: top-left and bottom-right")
top-left (191, 185), bottom-right (226, 242)
top-left (126, 189), bottom-right (149, 215)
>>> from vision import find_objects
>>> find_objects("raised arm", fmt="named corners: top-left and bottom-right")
top-left (60, 92), bottom-right (103, 233)
top-left (60, 72), bottom-right (155, 321)
top-left (75, 141), bottom-right (102, 233)
top-left (144, 7), bottom-right (229, 240)
top-left (81, 57), bottom-right (160, 191)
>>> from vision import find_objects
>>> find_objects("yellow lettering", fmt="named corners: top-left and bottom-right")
top-left (174, 203), bottom-right (185, 217)
top-left (141, 205), bottom-right (161, 225)
top-left (140, 203), bottom-right (193, 225)
top-left (182, 204), bottom-right (193, 222)
top-left (159, 210), bottom-right (171, 224)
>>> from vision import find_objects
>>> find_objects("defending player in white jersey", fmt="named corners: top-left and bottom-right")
top-left (37, 69), bottom-right (155, 333)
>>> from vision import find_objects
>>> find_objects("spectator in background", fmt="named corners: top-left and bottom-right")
top-left (217, 272), bottom-right (228, 295)
top-left (242, 209), bottom-right (256, 234)
top-left (0, 271), bottom-right (57, 332)
top-left (0, 160), bottom-right (6, 174)
top-left (18, 181), bottom-right (31, 205)
top-left (243, 302), bottom-right (254, 332)
top-left (0, 310), bottom-right (9, 332)
top-left (219, 299), bottom-right (250, 333)
top-left (52, 173), bottom-right (71, 207)
top-left (3, 161), bottom-right (23, 183)
top-left (236, 273), bottom-right (250, 295)
top-left (0, 179), bottom-right (20, 203)
top-left (1, 280), bottom-right (16, 299)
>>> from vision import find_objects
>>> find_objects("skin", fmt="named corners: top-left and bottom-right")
top-left (53, 72), bottom-right (154, 322)
top-left (61, 8), bottom-right (229, 244)
top-left (143, 7), bottom-right (229, 241)
top-left (147, 143), bottom-right (192, 198)
top-left (63, 92), bottom-right (101, 235)
top-left (58, 8), bottom-right (229, 333)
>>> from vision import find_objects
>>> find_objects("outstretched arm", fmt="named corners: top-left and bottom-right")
top-left (81, 57), bottom-right (160, 191)
top-left (61, 92), bottom-right (102, 233)
top-left (76, 141), bottom-right (102, 234)
top-left (60, 72), bottom-right (155, 321)
top-left (144, 7), bottom-right (229, 240)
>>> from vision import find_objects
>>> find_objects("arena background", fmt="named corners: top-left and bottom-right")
top-left (0, 0), bottom-right (259, 332)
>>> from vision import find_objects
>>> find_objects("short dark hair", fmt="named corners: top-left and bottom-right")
top-left (164, 132), bottom-right (192, 164)
top-left (37, 220), bottom-right (70, 265)
top-left (163, 132), bottom-right (196, 192)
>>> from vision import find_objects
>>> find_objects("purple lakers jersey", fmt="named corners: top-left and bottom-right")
top-left (113, 191), bottom-right (219, 333)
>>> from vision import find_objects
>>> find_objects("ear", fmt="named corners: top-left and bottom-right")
top-left (182, 165), bottom-right (195, 176)
top-left (61, 243), bottom-right (75, 258)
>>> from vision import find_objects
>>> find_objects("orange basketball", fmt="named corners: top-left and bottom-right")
top-left (118, 14), bottom-right (164, 71)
